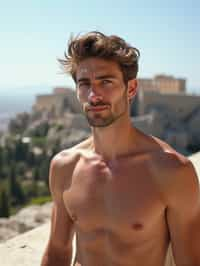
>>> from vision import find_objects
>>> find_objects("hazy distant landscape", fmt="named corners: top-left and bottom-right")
top-left (0, 86), bottom-right (53, 131)
top-left (0, 94), bottom-right (34, 131)
top-left (0, 85), bottom-right (198, 132)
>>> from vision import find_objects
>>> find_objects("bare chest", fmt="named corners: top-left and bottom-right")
top-left (63, 155), bottom-right (166, 236)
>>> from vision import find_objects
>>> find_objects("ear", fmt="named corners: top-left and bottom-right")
top-left (127, 79), bottom-right (138, 100)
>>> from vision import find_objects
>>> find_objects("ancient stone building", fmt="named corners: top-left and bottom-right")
top-left (132, 90), bottom-right (200, 153)
top-left (138, 90), bottom-right (200, 119)
top-left (32, 87), bottom-right (81, 116)
top-left (138, 74), bottom-right (186, 94)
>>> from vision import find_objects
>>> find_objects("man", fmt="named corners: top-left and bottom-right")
top-left (41, 32), bottom-right (200, 266)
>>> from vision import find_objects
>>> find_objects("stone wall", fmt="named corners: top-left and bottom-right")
top-left (138, 90), bottom-right (200, 120)
top-left (132, 91), bottom-right (200, 153)
top-left (138, 74), bottom-right (186, 94)
top-left (33, 88), bottom-right (82, 115)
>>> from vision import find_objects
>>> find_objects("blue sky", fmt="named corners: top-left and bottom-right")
top-left (0, 0), bottom-right (200, 94)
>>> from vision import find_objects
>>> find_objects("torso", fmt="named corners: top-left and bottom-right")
top-left (61, 136), bottom-right (182, 266)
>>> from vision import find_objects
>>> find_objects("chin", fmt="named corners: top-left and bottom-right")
top-left (87, 117), bottom-right (117, 128)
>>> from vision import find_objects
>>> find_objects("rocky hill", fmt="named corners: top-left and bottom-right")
top-left (0, 202), bottom-right (52, 242)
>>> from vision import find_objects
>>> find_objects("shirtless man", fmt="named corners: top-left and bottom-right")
top-left (41, 32), bottom-right (200, 266)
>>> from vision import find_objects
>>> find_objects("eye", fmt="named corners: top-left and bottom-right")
top-left (78, 82), bottom-right (90, 89)
top-left (102, 79), bottom-right (112, 85)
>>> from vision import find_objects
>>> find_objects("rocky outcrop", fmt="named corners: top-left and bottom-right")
top-left (46, 113), bottom-right (90, 147)
top-left (133, 103), bottom-right (200, 155)
top-left (0, 202), bottom-right (53, 242)
top-left (0, 222), bottom-right (77, 266)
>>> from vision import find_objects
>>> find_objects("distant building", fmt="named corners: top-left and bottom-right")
top-left (33, 87), bottom-right (81, 115)
top-left (137, 90), bottom-right (200, 119)
top-left (138, 74), bottom-right (186, 94)
top-left (138, 78), bottom-right (154, 92)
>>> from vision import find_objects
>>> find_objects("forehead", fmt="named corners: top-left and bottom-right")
top-left (76, 57), bottom-right (123, 81)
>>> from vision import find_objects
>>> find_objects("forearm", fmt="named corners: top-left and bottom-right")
top-left (41, 246), bottom-right (72, 266)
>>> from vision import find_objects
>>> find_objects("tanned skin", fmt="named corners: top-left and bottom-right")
top-left (41, 58), bottom-right (200, 266)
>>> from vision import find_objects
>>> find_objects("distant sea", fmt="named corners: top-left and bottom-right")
top-left (0, 86), bottom-right (53, 132)
top-left (0, 94), bottom-right (33, 132)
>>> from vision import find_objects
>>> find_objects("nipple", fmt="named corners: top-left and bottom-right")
top-left (132, 222), bottom-right (143, 230)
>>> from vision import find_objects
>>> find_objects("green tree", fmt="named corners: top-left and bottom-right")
top-left (9, 164), bottom-right (26, 205)
top-left (33, 168), bottom-right (40, 182)
top-left (14, 139), bottom-right (28, 162)
top-left (16, 162), bottom-right (26, 177)
top-left (0, 147), bottom-right (4, 179)
top-left (0, 188), bottom-right (10, 217)
top-left (39, 159), bottom-right (50, 181)
top-left (0, 146), bottom-right (3, 166)
top-left (26, 151), bottom-right (35, 167)
top-left (28, 180), bottom-right (38, 198)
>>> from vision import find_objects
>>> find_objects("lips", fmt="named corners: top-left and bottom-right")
top-left (87, 106), bottom-right (109, 112)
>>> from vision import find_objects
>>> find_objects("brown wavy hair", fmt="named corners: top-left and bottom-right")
top-left (59, 31), bottom-right (140, 84)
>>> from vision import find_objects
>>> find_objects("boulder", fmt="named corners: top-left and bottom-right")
top-left (0, 202), bottom-right (52, 243)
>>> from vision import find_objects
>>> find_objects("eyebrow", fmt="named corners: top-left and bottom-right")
top-left (77, 75), bottom-right (116, 83)
top-left (95, 75), bottom-right (116, 80)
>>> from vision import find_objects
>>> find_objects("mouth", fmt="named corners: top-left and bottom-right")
top-left (87, 106), bottom-right (109, 112)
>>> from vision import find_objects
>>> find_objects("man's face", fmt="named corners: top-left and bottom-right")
top-left (76, 57), bottom-right (131, 127)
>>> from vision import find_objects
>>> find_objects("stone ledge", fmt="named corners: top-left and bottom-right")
top-left (0, 222), bottom-right (76, 266)
top-left (189, 151), bottom-right (200, 178)
top-left (0, 152), bottom-right (199, 266)
top-left (0, 223), bottom-right (50, 266)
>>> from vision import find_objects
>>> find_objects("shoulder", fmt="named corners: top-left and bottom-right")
top-left (143, 135), bottom-right (186, 177)
top-left (49, 136), bottom-right (93, 199)
top-left (149, 135), bottom-right (196, 178)
top-left (148, 135), bottom-right (189, 168)
top-left (51, 136), bottom-right (93, 171)
top-left (149, 136), bottom-right (199, 206)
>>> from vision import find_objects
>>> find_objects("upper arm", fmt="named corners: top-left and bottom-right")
top-left (47, 153), bottom-right (76, 254)
top-left (166, 159), bottom-right (200, 266)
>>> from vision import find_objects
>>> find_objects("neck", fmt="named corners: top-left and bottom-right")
top-left (90, 115), bottom-right (138, 161)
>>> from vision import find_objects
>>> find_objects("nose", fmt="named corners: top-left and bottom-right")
top-left (88, 89), bottom-right (103, 104)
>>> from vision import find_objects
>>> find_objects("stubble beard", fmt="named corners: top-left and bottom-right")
top-left (83, 92), bottom-right (128, 128)
top-left (86, 111), bottom-right (118, 127)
